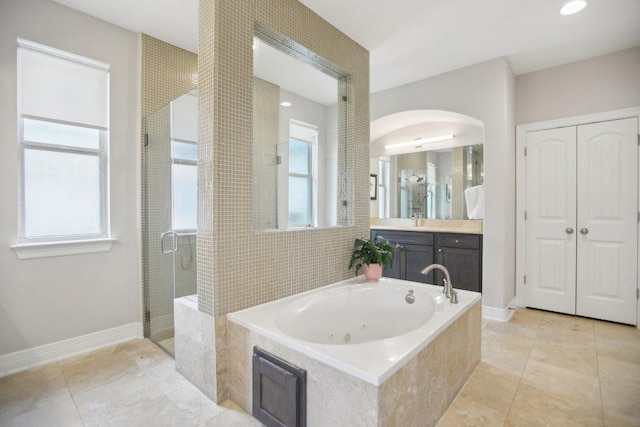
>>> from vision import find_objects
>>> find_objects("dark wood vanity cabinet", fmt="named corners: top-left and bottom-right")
top-left (370, 229), bottom-right (482, 293)
top-left (434, 233), bottom-right (482, 292)
top-left (370, 230), bottom-right (434, 283)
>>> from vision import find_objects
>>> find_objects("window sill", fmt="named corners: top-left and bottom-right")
top-left (11, 238), bottom-right (116, 260)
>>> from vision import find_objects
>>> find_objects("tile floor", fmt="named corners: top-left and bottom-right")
top-left (0, 339), bottom-right (262, 427)
top-left (438, 309), bottom-right (640, 427)
top-left (1, 309), bottom-right (638, 426)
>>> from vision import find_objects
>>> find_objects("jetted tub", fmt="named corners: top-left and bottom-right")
top-left (228, 276), bottom-right (482, 385)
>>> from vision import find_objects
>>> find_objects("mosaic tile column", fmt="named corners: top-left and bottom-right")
top-left (198, 0), bottom-right (369, 402)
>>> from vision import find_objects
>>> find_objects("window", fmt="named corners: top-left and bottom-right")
top-left (288, 120), bottom-right (317, 227)
top-left (378, 157), bottom-right (390, 218)
top-left (16, 39), bottom-right (110, 248)
top-left (170, 91), bottom-right (198, 231)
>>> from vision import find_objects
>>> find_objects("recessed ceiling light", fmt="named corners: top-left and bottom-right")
top-left (280, 101), bottom-right (292, 107)
top-left (560, 0), bottom-right (588, 15)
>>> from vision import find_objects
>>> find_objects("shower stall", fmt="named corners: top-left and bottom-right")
top-left (143, 89), bottom-right (198, 355)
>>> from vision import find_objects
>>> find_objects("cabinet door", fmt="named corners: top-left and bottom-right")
top-left (383, 245), bottom-right (403, 279)
top-left (436, 246), bottom-right (482, 292)
top-left (404, 243), bottom-right (434, 283)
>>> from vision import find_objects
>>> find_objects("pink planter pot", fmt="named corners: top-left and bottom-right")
top-left (362, 263), bottom-right (383, 282)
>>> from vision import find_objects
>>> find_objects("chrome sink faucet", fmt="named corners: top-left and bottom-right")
top-left (412, 212), bottom-right (423, 226)
top-left (421, 264), bottom-right (458, 303)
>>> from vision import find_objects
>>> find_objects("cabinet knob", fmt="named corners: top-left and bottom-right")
top-left (438, 248), bottom-right (442, 253)
top-left (455, 239), bottom-right (459, 243)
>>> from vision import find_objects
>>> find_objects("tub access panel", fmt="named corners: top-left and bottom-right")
top-left (252, 346), bottom-right (307, 427)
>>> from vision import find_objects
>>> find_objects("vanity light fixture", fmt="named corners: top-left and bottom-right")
top-left (280, 101), bottom-right (292, 107)
top-left (560, 0), bottom-right (588, 15)
top-left (384, 134), bottom-right (455, 150)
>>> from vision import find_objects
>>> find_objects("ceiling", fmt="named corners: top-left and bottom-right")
top-left (53, 0), bottom-right (640, 93)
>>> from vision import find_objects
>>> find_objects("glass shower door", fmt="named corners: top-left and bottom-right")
top-left (143, 89), bottom-right (197, 355)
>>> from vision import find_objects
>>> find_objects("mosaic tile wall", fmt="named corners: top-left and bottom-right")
top-left (141, 34), bottom-right (197, 336)
top-left (197, 0), bottom-right (370, 317)
top-left (252, 77), bottom-right (279, 230)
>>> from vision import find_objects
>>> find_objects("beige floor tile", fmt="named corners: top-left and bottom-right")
top-left (595, 335), bottom-right (640, 365)
top-left (436, 395), bottom-right (507, 427)
top-left (481, 318), bottom-right (490, 329)
top-left (85, 395), bottom-right (194, 427)
top-left (509, 383), bottom-right (603, 427)
top-left (120, 338), bottom-right (173, 369)
top-left (165, 384), bottom-right (227, 425)
top-left (61, 344), bottom-right (140, 395)
top-left (529, 339), bottom-right (599, 377)
top-left (74, 370), bottom-right (164, 425)
top-left (143, 357), bottom-right (192, 393)
top-left (503, 414), bottom-right (541, 427)
top-left (541, 311), bottom-right (593, 328)
top-left (0, 363), bottom-right (71, 424)
top-left (484, 319), bottom-right (539, 340)
top-left (509, 308), bottom-right (544, 326)
top-left (593, 320), bottom-right (640, 342)
top-left (0, 396), bottom-right (83, 427)
top-left (521, 358), bottom-right (600, 403)
top-left (481, 330), bottom-right (532, 377)
top-left (598, 354), bottom-right (640, 386)
top-left (600, 377), bottom-right (640, 426)
top-left (199, 407), bottom-right (265, 427)
top-left (459, 363), bottom-right (520, 413)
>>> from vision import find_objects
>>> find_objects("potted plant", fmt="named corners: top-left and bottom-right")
top-left (349, 236), bottom-right (403, 281)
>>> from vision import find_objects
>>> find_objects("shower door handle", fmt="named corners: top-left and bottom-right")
top-left (161, 231), bottom-right (177, 254)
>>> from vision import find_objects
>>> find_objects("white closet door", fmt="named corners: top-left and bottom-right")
top-left (525, 126), bottom-right (577, 315)
top-left (576, 117), bottom-right (638, 324)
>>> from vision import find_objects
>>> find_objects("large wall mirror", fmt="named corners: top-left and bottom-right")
top-left (370, 119), bottom-right (484, 220)
top-left (252, 29), bottom-right (351, 231)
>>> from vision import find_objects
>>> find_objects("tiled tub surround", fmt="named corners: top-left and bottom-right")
top-left (228, 277), bottom-right (481, 426)
top-left (174, 297), bottom-right (228, 401)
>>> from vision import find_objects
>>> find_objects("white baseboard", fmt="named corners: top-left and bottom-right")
top-left (482, 298), bottom-right (516, 322)
top-left (0, 322), bottom-right (143, 377)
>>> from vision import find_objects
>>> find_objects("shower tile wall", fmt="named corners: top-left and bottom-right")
top-left (141, 35), bottom-right (197, 337)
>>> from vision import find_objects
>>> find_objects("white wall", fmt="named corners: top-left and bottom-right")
top-left (516, 47), bottom-right (640, 125)
top-left (371, 57), bottom-right (516, 310)
top-left (0, 0), bottom-right (140, 355)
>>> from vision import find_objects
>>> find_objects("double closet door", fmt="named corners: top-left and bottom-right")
top-left (525, 117), bottom-right (638, 325)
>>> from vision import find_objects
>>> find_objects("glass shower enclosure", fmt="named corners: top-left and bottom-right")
top-left (143, 89), bottom-right (198, 355)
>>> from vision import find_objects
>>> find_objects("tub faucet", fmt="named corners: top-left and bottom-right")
top-left (420, 264), bottom-right (458, 303)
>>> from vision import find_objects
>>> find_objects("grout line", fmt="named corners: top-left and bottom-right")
top-left (503, 310), bottom-right (543, 422)
top-left (59, 361), bottom-right (87, 427)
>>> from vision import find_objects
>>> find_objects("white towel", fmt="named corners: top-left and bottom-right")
top-left (464, 185), bottom-right (484, 219)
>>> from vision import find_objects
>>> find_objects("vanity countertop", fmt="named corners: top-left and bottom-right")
top-left (370, 219), bottom-right (483, 235)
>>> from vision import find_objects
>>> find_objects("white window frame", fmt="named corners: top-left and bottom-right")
top-left (12, 39), bottom-right (113, 259)
top-left (288, 120), bottom-right (318, 228)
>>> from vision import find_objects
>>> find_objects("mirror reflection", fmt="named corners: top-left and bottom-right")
top-left (252, 36), bottom-right (342, 231)
top-left (372, 143), bottom-right (483, 220)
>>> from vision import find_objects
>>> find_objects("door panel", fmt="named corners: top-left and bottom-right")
top-left (576, 118), bottom-right (638, 324)
top-left (436, 246), bottom-right (482, 292)
top-left (404, 243), bottom-right (434, 283)
top-left (525, 126), bottom-right (577, 314)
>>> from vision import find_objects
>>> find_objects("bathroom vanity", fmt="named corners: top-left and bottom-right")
top-left (371, 225), bottom-right (483, 293)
